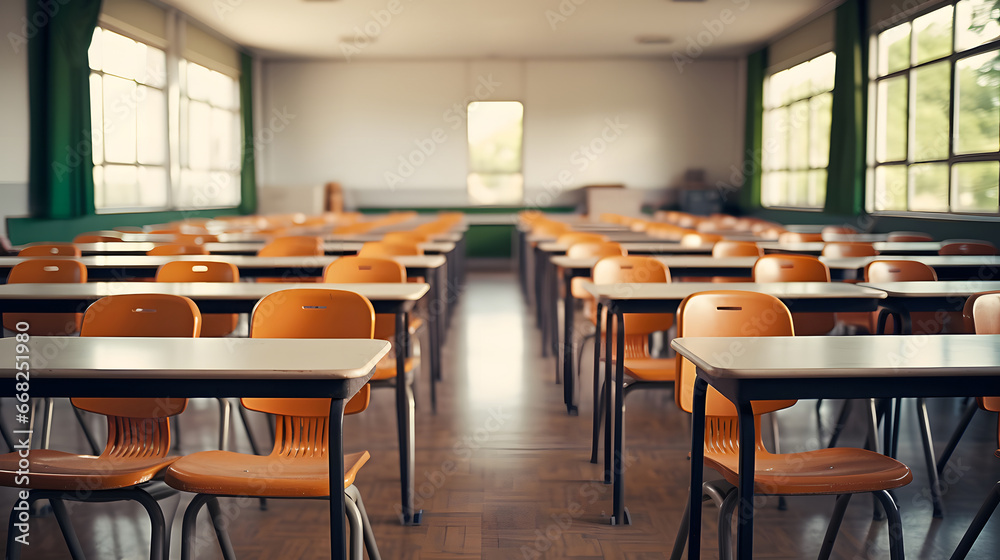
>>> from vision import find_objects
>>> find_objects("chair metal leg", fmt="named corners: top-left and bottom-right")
top-left (40, 398), bottom-right (54, 449)
top-left (236, 403), bottom-right (263, 456)
top-left (916, 397), bottom-right (945, 518)
top-left (817, 494), bottom-right (852, 560)
top-left (873, 489), bottom-right (906, 560)
top-left (717, 488), bottom-right (739, 560)
top-left (891, 397), bottom-right (902, 458)
top-left (129, 487), bottom-right (169, 560)
top-left (949, 481), bottom-right (1000, 560)
top-left (48, 498), bottom-right (86, 560)
top-left (346, 484), bottom-right (381, 560)
top-left (936, 400), bottom-right (979, 476)
top-left (345, 493), bottom-right (364, 560)
top-left (205, 496), bottom-right (238, 560)
top-left (217, 398), bottom-right (232, 451)
top-left (591, 370), bottom-right (606, 465)
top-left (768, 413), bottom-right (787, 511)
top-left (181, 494), bottom-right (211, 560)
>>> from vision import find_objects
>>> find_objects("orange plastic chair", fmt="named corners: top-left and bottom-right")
top-left (147, 244), bottom-right (209, 256)
top-left (256, 235), bottom-right (324, 282)
top-left (887, 231), bottom-right (933, 242)
top-left (821, 242), bottom-right (877, 258)
top-left (164, 289), bottom-right (380, 560)
top-left (0, 293), bottom-right (200, 560)
top-left (359, 241), bottom-right (423, 257)
top-left (681, 232), bottom-right (724, 247)
top-left (821, 225), bottom-right (858, 236)
top-left (669, 291), bottom-right (910, 560)
top-left (864, 260), bottom-right (944, 334)
top-left (777, 231), bottom-right (823, 243)
top-left (564, 242), bottom-right (628, 382)
top-left (589, 256), bottom-right (674, 466)
top-left (73, 233), bottom-right (122, 243)
top-left (3, 259), bottom-right (87, 336)
top-left (18, 243), bottom-right (81, 257)
top-left (939, 240), bottom-right (999, 255)
top-left (948, 294), bottom-right (1000, 558)
top-left (172, 233), bottom-right (218, 245)
top-left (711, 241), bottom-right (762, 257)
top-left (752, 254), bottom-right (834, 335)
top-left (382, 231), bottom-right (428, 245)
top-left (556, 232), bottom-right (608, 246)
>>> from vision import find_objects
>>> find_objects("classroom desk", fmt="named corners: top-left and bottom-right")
top-left (0, 282), bottom-right (429, 526)
top-left (825, 255), bottom-right (1000, 281)
top-left (670, 334), bottom-right (1000, 560)
top-left (0, 336), bottom-right (389, 560)
top-left (859, 280), bottom-right (1000, 334)
top-left (759, 241), bottom-right (945, 255)
top-left (584, 282), bottom-right (887, 527)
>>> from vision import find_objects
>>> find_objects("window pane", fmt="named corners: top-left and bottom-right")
top-left (762, 171), bottom-right (787, 207)
top-left (467, 173), bottom-right (523, 205)
top-left (89, 73), bottom-right (104, 166)
top-left (956, 0), bottom-right (1000, 52)
top-left (788, 63), bottom-right (811, 102)
top-left (187, 63), bottom-right (213, 102)
top-left (211, 108), bottom-right (236, 169)
top-left (788, 171), bottom-right (809, 206)
top-left (909, 162), bottom-right (950, 211)
top-left (138, 166), bottom-right (169, 208)
top-left (953, 161), bottom-right (999, 211)
top-left (878, 23), bottom-right (911, 75)
top-left (103, 164), bottom-right (139, 208)
top-left (138, 86), bottom-right (167, 165)
top-left (143, 46), bottom-right (166, 88)
top-left (210, 71), bottom-right (237, 109)
top-left (93, 165), bottom-right (104, 208)
top-left (766, 69), bottom-right (788, 108)
top-left (875, 165), bottom-right (908, 211)
top-left (809, 93), bottom-right (832, 168)
top-left (955, 51), bottom-right (1000, 154)
top-left (913, 6), bottom-right (954, 65)
top-left (809, 52), bottom-right (836, 94)
top-left (788, 101), bottom-right (810, 169)
top-left (102, 75), bottom-right (137, 164)
top-left (764, 107), bottom-right (789, 171)
top-left (467, 101), bottom-right (523, 174)
top-left (912, 61), bottom-right (951, 160)
top-left (88, 28), bottom-right (102, 71)
top-left (101, 30), bottom-right (142, 80)
top-left (877, 76), bottom-right (908, 162)
top-left (808, 169), bottom-right (827, 208)
top-left (188, 101), bottom-right (212, 170)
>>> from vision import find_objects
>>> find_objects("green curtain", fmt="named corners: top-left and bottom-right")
top-left (238, 52), bottom-right (257, 214)
top-left (825, 0), bottom-right (868, 215)
top-left (27, 0), bottom-right (102, 219)
top-left (740, 47), bottom-right (768, 210)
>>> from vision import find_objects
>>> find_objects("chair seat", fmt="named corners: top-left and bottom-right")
top-left (623, 357), bottom-right (676, 382)
top-left (0, 450), bottom-right (179, 491)
top-left (706, 447), bottom-right (912, 495)
top-left (164, 450), bottom-right (369, 497)
top-left (374, 355), bottom-right (416, 380)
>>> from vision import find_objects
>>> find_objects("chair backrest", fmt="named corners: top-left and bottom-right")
top-left (172, 233), bottom-right (218, 245)
top-left (593, 256), bottom-right (672, 335)
top-left (323, 257), bottom-right (404, 340)
top-left (19, 244), bottom-right (81, 257)
top-left (939, 241), bottom-right (998, 255)
top-left (76, 293), bottom-right (197, 452)
top-left (752, 254), bottom-right (831, 282)
top-left (753, 254), bottom-right (833, 334)
top-left (81, 293), bottom-right (202, 338)
top-left (822, 242), bottom-right (877, 258)
top-left (156, 260), bottom-right (239, 283)
top-left (532, 222), bottom-right (571, 238)
top-left (822, 225), bottom-right (858, 236)
top-left (681, 233), bottom-right (723, 247)
top-left (245, 289), bottom-right (375, 422)
top-left (864, 260), bottom-right (938, 282)
top-left (358, 241), bottom-right (423, 257)
top-left (566, 242), bottom-right (626, 259)
top-left (4, 259), bottom-right (89, 335)
top-left (74, 234), bottom-right (122, 243)
top-left (556, 232), bottom-right (608, 246)
top-left (777, 232), bottom-right (823, 243)
top-left (382, 231), bottom-right (428, 245)
top-left (887, 231), bottom-right (933, 242)
top-left (712, 241), bottom-right (762, 257)
top-left (147, 244), bottom-right (210, 256)
top-left (257, 236), bottom-right (324, 257)
top-left (675, 290), bottom-right (796, 417)
top-left (971, 292), bottom-right (1000, 335)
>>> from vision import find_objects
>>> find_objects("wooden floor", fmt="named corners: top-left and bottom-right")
top-left (1, 269), bottom-right (998, 559)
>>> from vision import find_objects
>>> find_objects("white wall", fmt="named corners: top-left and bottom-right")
top-left (0, 0), bottom-right (30, 236)
top-left (259, 58), bottom-right (742, 208)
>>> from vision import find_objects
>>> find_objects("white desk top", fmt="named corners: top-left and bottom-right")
top-left (821, 255), bottom-right (1000, 270)
top-left (551, 256), bottom-right (759, 269)
top-left (583, 281), bottom-right (887, 301)
top-left (760, 242), bottom-right (946, 254)
top-left (671, 334), bottom-right (1000, 379)
top-left (0, 254), bottom-right (446, 270)
top-left (859, 280), bottom-right (1000, 298)
top-left (0, 282), bottom-right (430, 302)
top-left (0, 337), bottom-right (390, 380)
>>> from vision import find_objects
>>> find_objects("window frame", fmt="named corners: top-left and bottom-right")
top-left (867, 0), bottom-right (1000, 217)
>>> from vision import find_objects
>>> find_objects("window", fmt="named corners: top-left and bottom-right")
top-left (467, 101), bottom-right (524, 205)
top-left (87, 25), bottom-right (241, 212)
top-left (761, 52), bottom-right (836, 209)
top-left (869, 0), bottom-right (1000, 214)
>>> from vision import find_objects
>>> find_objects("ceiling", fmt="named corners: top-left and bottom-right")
top-left (161, 0), bottom-right (838, 61)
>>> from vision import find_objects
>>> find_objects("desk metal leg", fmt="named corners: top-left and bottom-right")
top-left (591, 302), bottom-right (604, 464)
top-left (428, 279), bottom-right (441, 414)
top-left (611, 308), bottom-right (630, 525)
top-left (396, 311), bottom-right (420, 525)
top-left (735, 400), bottom-right (756, 560)
top-left (328, 397), bottom-right (348, 560)
top-left (562, 271), bottom-right (577, 414)
top-left (603, 307), bottom-right (614, 485)
top-left (551, 259), bottom-right (562, 381)
top-left (688, 377), bottom-right (708, 560)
